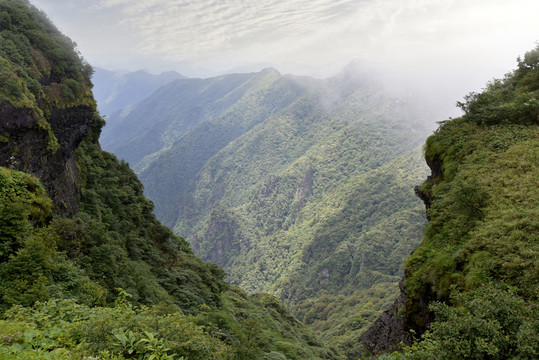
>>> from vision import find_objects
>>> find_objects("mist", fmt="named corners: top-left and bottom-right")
top-left (29, 0), bottom-right (538, 125)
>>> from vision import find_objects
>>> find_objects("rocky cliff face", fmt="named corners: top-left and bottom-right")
top-left (0, 102), bottom-right (93, 214)
top-left (360, 281), bottom-right (411, 355)
top-left (413, 155), bottom-right (443, 213)
top-left (0, 0), bottom-right (96, 215)
top-left (361, 156), bottom-right (443, 355)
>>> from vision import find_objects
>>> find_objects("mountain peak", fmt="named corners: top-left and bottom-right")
top-left (260, 67), bottom-right (281, 76)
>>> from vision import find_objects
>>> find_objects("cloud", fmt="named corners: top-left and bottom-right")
top-left (30, 0), bottom-right (538, 71)
top-left (85, 0), bottom-right (364, 61)
top-left (29, 0), bottom-right (539, 117)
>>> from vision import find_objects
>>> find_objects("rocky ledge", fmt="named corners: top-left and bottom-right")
top-left (0, 102), bottom-right (93, 215)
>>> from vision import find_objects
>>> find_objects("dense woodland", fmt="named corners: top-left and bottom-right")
top-left (99, 61), bottom-right (430, 358)
top-left (378, 44), bottom-right (539, 359)
top-left (0, 0), bottom-right (537, 359)
top-left (0, 1), bottom-right (337, 359)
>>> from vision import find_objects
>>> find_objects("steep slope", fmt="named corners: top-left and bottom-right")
top-left (0, 0), bottom-right (95, 215)
top-left (100, 68), bottom-right (301, 178)
top-left (0, 2), bottom-right (336, 359)
top-left (185, 131), bottom-right (428, 358)
top-left (92, 67), bottom-right (185, 118)
top-left (364, 45), bottom-right (539, 359)
top-left (102, 63), bottom-right (430, 357)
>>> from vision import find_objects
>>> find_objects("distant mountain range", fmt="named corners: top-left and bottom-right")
top-left (94, 64), bottom-right (431, 356)
top-left (92, 67), bottom-right (185, 117)
top-left (5, 2), bottom-right (537, 359)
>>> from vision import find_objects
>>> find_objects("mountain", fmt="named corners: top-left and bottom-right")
top-left (363, 45), bottom-right (539, 359)
top-left (92, 67), bottom-right (185, 117)
top-left (98, 60), bottom-right (431, 357)
top-left (0, 1), bottom-right (337, 359)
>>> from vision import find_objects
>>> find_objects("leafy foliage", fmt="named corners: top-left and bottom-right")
top-left (378, 286), bottom-right (538, 360)
top-left (69, 111), bottom-right (229, 311)
top-left (0, 0), bottom-right (95, 168)
top-left (0, 0), bottom-right (94, 109)
top-left (0, 287), bottom-right (338, 360)
top-left (0, 166), bottom-right (51, 261)
top-left (0, 167), bottom-right (103, 312)
top-left (0, 2), bottom-right (337, 359)
top-left (0, 156), bottom-right (335, 358)
top-left (101, 64), bottom-right (430, 357)
top-left (181, 105), bottom-right (427, 359)
top-left (388, 44), bottom-right (539, 359)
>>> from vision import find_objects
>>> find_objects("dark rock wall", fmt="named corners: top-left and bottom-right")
top-left (0, 102), bottom-right (93, 215)
top-left (361, 281), bottom-right (411, 355)
top-left (414, 155), bottom-right (443, 212)
top-left (361, 157), bottom-right (443, 355)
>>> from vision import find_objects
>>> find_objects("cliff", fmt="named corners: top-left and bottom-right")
top-left (0, 0), bottom-right (95, 214)
top-left (361, 45), bottom-right (539, 358)
top-left (360, 155), bottom-right (442, 354)
top-left (0, 2), bottom-right (338, 358)
top-left (0, 102), bottom-right (94, 214)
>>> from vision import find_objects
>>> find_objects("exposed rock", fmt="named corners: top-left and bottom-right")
top-left (259, 175), bottom-right (279, 197)
top-left (361, 280), bottom-right (412, 355)
top-left (201, 204), bottom-right (242, 268)
top-left (294, 166), bottom-right (313, 211)
top-left (361, 155), bottom-right (442, 355)
top-left (0, 102), bottom-right (93, 215)
top-left (414, 155), bottom-right (443, 212)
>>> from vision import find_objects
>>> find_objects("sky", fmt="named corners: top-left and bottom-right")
top-left (30, 0), bottom-right (539, 118)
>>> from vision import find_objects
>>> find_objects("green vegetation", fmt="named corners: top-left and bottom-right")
top-left (102, 65), bottom-right (430, 357)
top-left (0, 287), bottom-right (337, 359)
top-left (8, 2), bottom-right (537, 359)
top-left (0, 166), bottom-right (103, 311)
top-left (0, 0), bottom-right (95, 158)
top-left (378, 45), bottom-right (539, 359)
top-left (0, 112), bottom-right (335, 358)
top-left (0, 2), bottom-right (94, 102)
top-left (378, 286), bottom-right (537, 360)
top-left (0, 1), bottom-right (337, 359)
top-left (73, 114), bottom-right (226, 310)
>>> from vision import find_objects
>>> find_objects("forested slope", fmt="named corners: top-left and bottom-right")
top-left (100, 60), bottom-right (430, 357)
top-left (365, 45), bottom-right (539, 360)
top-left (0, 1), bottom-right (337, 359)
top-left (92, 67), bottom-right (185, 118)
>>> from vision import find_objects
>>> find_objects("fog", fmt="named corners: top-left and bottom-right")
top-left (30, 0), bottom-right (538, 123)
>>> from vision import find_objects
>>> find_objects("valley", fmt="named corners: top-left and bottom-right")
top-left (95, 62), bottom-right (431, 356)
top-left (0, 1), bottom-right (537, 359)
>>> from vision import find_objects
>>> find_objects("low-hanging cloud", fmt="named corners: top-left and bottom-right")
top-left (31, 0), bottom-right (539, 119)
top-left (31, 0), bottom-right (538, 70)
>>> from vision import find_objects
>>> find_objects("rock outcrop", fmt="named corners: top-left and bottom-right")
top-left (0, 102), bottom-right (93, 214)
top-left (361, 155), bottom-right (443, 355)
top-left (361, 281), bottom-right (411, 354)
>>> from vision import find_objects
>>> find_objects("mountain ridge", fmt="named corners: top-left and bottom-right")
top-left (98, 61), bottom-right (430, 357)
top-left (0, 2), bottom-right (338, 358)
top-left (362, 44), bottom-right (539, 359)
top-left (92, 67), bottom-right (185, 117)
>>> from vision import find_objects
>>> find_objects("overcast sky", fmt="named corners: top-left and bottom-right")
top-left (30, 0), bottom-right (538, 118)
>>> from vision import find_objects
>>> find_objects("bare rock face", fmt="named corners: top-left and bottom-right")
top-left (294, 166), bottom-right (313, 212)
top-left (0, 102), bottom-right (93, 215)
top-left (361, 157), bottom-right (443, 355)
top-left (361, 281), bottom-right (412, 355)
top-left (414, 155), bottom-right (443, 212)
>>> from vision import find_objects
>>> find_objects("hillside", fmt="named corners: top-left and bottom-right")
top-left (99, 60), bottom-right (430, 357)
top-left (363, 45), bottom-right (539, 359)
top-left (92, 67), bottom-right (185, 118)
top-left (0, 1), bottom-right (337, 359)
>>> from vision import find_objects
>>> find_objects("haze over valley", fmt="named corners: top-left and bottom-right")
top-left (31, 0), bottom-right (539, 121)
top-left (0, 1), bottom-right (537, 359)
